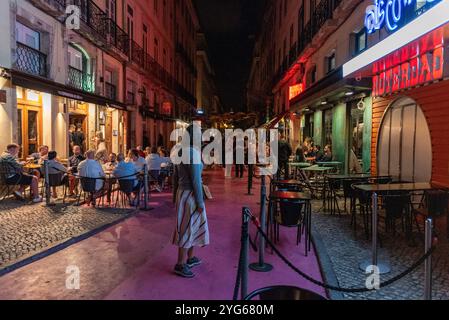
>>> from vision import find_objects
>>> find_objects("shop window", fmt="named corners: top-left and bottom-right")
top-left (377, 97), bottom-right (432, 182)
top-left (324, 109), bottom-right (333, 147)
top-left (350, 105), bottom-right (364, 160)
top-left (68, 45), bottom-right (83, 71)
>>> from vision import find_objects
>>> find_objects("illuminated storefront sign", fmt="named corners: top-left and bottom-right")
top-left (365, 0), bottom-right (441, 34)
top-left (289, 83), bottom-right (304, 100)
top-left (372, 29), bottom-right (445, 96)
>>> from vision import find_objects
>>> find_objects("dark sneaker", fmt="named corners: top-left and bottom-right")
top-left (186, 257), bottom-right (202, 268)
top-left (174, 264), bottom-right (195, 278)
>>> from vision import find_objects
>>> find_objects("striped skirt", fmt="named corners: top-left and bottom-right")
top-left (172, 189), bottom-right (210, 249)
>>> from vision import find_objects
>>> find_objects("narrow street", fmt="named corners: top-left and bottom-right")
top-left (0, 168), bottom-right (325, 300)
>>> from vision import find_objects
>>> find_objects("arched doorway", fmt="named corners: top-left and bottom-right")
top-left (377, 97), bottom-right (432, 183)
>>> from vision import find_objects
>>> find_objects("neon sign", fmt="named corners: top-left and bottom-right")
top-left (372, 27), bottom-right (445, 97)
top-left (289, 83), bottom-right (304, 100)
top-left (365, 0), bottom-right (439, 34)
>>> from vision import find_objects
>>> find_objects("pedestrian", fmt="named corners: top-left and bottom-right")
top-left (277, 131), bottom-right (292, 180)
top-left (172, 124), bottom-right (209, 278)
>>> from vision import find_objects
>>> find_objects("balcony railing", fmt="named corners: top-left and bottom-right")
top-left (15, 42), bottom-right (47, 78)
top-left (105, 82), bottom-right (117, 101)
top-left (68, 66), bottom-right (94, 92)
top-left (72, 0), bottom-right (108, 40)
top-left (176, 43), bottom-right (197, 75)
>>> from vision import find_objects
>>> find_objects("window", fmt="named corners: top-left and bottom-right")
top-left (16, 22), bottom-right (40, 50)
top-left (68, 45), bottom-right (83, 70)
top-left (324, 109), bottom-right (333, 147)
top-left (326, 52), bottom-right (336, 73)
top-left (106, 0), bottom-right (117, 22)
top-left (355, 29), bottom-right (367, 54)
top-left (154, 0), bottom-right (158, 13)
top-left (350, 104), bottom-right (364, 161)
top-left (154, 38), bottom-right (159, 62)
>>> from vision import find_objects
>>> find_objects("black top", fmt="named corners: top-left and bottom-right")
top-left (68, 154), bottom-right (86, 173)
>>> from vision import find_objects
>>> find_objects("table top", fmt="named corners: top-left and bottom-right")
top-left (289, 162), bottom-right (311, 167)
top-left (23, 164), bottom-right (41, 169)
top-left (302, 166), bottom-right (334, 172)
top-left (272, 179), bottom-right (303, 185)
top-left (316, 162), bottom-right (342, 166)
top-left (354, 182), bottom-right (441, 193)
top-left (270, 190), bottom-right (312, 200)
top-left (325, 174), bottom-right (374, 180)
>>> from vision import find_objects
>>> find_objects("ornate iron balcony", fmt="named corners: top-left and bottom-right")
top-left (15, 42), bottom-right (47, 78)
top-left (67, 66), bottom-right (94, 92)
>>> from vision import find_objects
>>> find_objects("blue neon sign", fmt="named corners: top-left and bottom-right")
top-left (365, 0), bottom-right (440, 34)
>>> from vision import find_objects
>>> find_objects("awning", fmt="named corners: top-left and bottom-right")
top-left (259, 111), bottom-right (290, 130)
top-left (11, 69), bottom-right (127, 110)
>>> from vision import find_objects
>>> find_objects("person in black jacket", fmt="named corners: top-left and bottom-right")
top-left (277, 132), bottom-right (292, 179)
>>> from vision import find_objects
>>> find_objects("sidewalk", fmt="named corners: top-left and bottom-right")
top-left (0, 168), bottom-right (325, 300)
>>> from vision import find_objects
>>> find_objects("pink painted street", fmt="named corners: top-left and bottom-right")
top-left (0, 169), bottom-right (325, 300)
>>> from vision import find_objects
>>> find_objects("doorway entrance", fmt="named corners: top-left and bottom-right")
top-left (377, 97), bottom-right (432, 182)
top-left (18, 104), bottom-right (42, 158)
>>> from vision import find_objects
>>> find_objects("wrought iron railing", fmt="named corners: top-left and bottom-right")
top-left (176, 43), bottom-right (197, 75)
top-left (68, 66), bottom-right (94, 92)
top-left (15, 42), bottom-right (47, 77)
top-left (105, 82), bottom-right (116, 101)
top-left (71, 0), bottom-right (108, 40)
top-left (130, 40), bottom-right (145, 67)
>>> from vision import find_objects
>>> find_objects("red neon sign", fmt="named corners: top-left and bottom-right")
top-left (372, 28), bottom-right (445, 97)
top-left (289, 83), bottom-right (304, 100)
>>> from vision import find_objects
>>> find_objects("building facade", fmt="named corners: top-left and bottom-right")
top-left (0, 0), bottom-right (201, 158)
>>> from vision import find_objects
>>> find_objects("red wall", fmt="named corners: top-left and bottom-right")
top-left (371, 79), bottom-right (449, 187)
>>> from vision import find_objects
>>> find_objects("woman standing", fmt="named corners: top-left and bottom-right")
top-left (172, 124), bottom-right (209, 278)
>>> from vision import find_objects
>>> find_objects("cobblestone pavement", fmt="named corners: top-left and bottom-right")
top-left (311, 201), bottom-right (449, 300)
top-left (0, 200), bottom-right (134, 272)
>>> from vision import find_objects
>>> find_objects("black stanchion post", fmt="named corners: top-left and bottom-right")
top-left (250, 174), bottom-right (273, 272)
top-left (141, 164), bottom-right (153, 211)
top-left (360, 192), bottom-right (390, 274)
top-left (241, 207), bottom-right (250, 299)
top-left (247, 164), bottom-right (253, 195)
top-left (424, 218), bottom-right (433, 300)
top-left (43, 160), bottom-right (54, 207)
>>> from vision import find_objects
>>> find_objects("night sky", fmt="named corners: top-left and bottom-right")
top-left (193, 0), bottom-right (266, 112)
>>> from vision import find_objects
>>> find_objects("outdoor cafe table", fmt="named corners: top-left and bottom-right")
top-left (316, 161), bottom-right (342, 173)
top-left (289, 162), bottom-right (311, 179)
top-left (354, 182), bottom-right (439, 274)
top-left (269, 190), bottom-right (313, 254)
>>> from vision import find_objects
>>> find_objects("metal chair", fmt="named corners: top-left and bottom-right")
top-left (244, 285), bottom-right (326, 300)
top-left (47, 172), bottom-right (69, 203)
top-left (115, 179), bottom-right (140, 209)
top-left (77, 177), bottom-right (100, 206)
top-left (412, 190), bottom-right (449, 238)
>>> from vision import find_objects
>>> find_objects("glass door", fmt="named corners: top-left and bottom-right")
top-left (18, 105), bottom-right (42, 158)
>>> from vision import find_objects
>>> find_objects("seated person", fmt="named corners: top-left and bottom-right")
top-left (128, 149), bottom-right (146, 172)
top-left (146, 146), bottom-right (165, 191)
top-left (295, 146), bottom-right (305, 162)
top-left (0, 144), bottom-right (42, 202)
top-left (314, 145), bottom-right (324, 162)
top-left (78, 149), bottom-right (105, 193)
top-left (45, 150), bottom-right (68, 199)
top-left (30, 145), bottom-right (49, 164)
top-left (114, 153), bottom-right (142, 204)
top-left (67, 145), bottom-right (85, 196)
top-left (104, 153), bottom-right (118, 171)
top-left (304, 145), bottom-right (316, 162)
top-left (321, 145), bottom-right (333, 162)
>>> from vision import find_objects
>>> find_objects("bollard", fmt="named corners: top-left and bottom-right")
top-left (241, 207), bottom-right (250, 299)
top-left (249, 174), bottom-right (273, 272)
top-left (247, 164), bottom-right (254, 195)
top-left (424, 218), bottom-right (433, 300)
top-left (360, 192), bottom-right (390, 274)
top-left (43, 160), bottom-right (54, 206)
top-left (141, 164), bottom-right (153, 211)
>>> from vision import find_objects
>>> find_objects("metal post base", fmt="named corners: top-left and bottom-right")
top-left (359, 260), bottom-right (391, 274)
top-left (249, 262), bottom-right (273, 272)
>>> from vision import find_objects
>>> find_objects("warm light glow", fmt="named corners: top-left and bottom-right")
top-left (343, 0), bottom-right (449, 77)
top-left (289, 83), bottom-right (304, 100)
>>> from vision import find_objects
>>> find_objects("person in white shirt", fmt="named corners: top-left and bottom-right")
top-left (146, 147), bottom-right (166, 191)
top-left (128, 149), bottom-right (146, 172)
top-left (78, 149), bottom-right (105, 192)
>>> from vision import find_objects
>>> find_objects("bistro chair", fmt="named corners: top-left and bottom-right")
top-left (271, 198), bottom-right (310, 256)
top-left (244, 286), bottom-right (326, 300)
top-left (351, 182), bottom-right (373, 239)
top-left (77, 177), bottom-right (100, 207)
top-left (381, 193), bottom-right (413, 237)
top-left (115, 179), bottom-right (140, 209)
top-left (47, 172), bottom-right (69, 204)
top-left (412, 190), bottom-right (449, 238)
top-left (0, 162), bottom-right (32, 202)
top-left (326, 177), bottom-right (343, 215)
